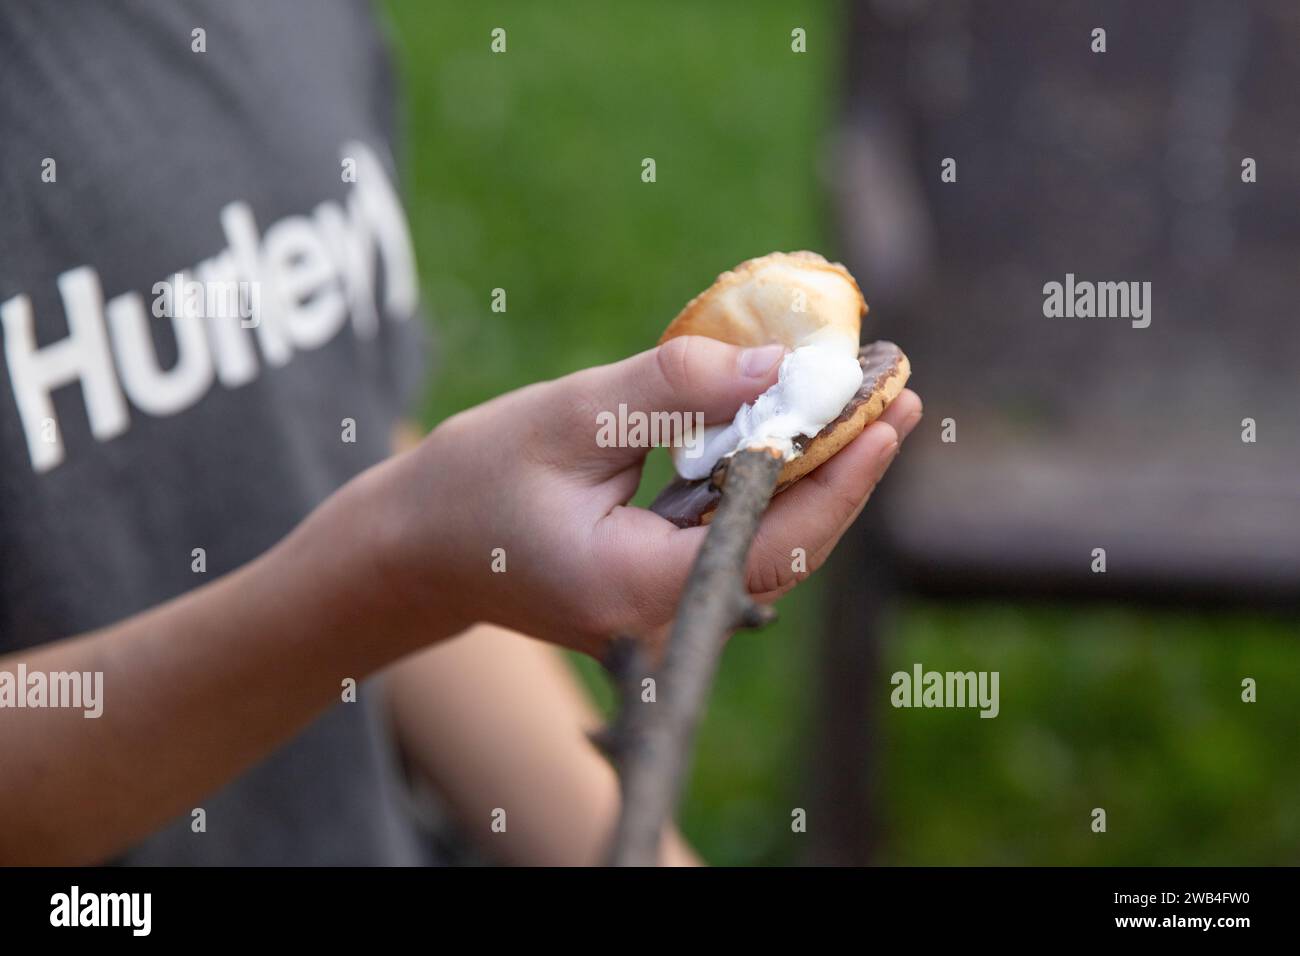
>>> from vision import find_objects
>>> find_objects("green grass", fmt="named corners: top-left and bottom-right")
top-left (383, 0), bottom-right (1300, 865)
top-left (880, 602), bottom-right (1300, 865)
top-left (384, 0), bottom-right (835, 423)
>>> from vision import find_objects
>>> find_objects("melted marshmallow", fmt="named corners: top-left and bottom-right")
top-left (672, 334), bottom-right (863, 480)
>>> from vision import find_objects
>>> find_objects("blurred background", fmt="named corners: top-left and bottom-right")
top-left (384, 0), bottom-right (1299, 865)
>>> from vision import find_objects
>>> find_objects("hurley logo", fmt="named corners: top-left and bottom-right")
top-left (1, 141), bottom-right (418, 473)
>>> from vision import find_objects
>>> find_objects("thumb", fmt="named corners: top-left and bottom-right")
top-left (578, 334), bottom-right (784, 426)
top-left (561, 335), bottom-right (785, 469)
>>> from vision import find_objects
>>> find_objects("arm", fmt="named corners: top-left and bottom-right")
top-left (387, 624), bottom-right (699, 866)
top-left (0, 467), bottom-right (464, 865)
top-left (0, 336), bottom-right (916, 865)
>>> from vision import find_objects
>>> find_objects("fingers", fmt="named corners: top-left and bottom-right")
top-left (589, 389), bottom-right (920, 633)
top-left (556, 336), bottom-right (785, 467)
top-left (746, 388), bottom-right (922, 597)
top-left (813, 388), bottom-right (923, 548)
top-left (879, 387), bottom-right (924, 437)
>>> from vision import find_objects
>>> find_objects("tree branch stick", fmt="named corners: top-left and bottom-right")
top-left (606, 447), bottom-right (782, 866)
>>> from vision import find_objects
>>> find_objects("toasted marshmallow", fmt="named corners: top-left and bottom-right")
top-left (661, 252), bottom-right (868, 481)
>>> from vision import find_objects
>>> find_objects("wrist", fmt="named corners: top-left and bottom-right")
top-left (344, 450), bottom-right (474, 652)
top-left (273, 457), bottom-right (468, 670)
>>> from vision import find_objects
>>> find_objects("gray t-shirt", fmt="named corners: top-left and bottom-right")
top-left (0, 0), bottom-right (432, 864)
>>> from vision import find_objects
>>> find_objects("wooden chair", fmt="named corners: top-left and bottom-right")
top-left (809, 0), bottom-right (1300, 864)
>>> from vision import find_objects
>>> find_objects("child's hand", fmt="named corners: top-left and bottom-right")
top-left (376, 336), bottom-right (921, 656)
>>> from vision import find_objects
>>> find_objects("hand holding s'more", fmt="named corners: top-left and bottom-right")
top-left (651, 251), bottom-right (912, 529)
top-left (608, 252), bottom-right (914, 864)
top-left (372, 250), bottom-right (919, 651)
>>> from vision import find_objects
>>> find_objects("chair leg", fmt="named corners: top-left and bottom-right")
top-left (806, 517), bottom-right (893, 865)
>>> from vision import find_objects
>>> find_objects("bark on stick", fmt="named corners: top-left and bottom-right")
top-left (606, 447), bottom-right (782, 866)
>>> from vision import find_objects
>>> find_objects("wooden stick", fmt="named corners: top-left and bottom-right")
top-left (605, 447), bottom-right (782, 866)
